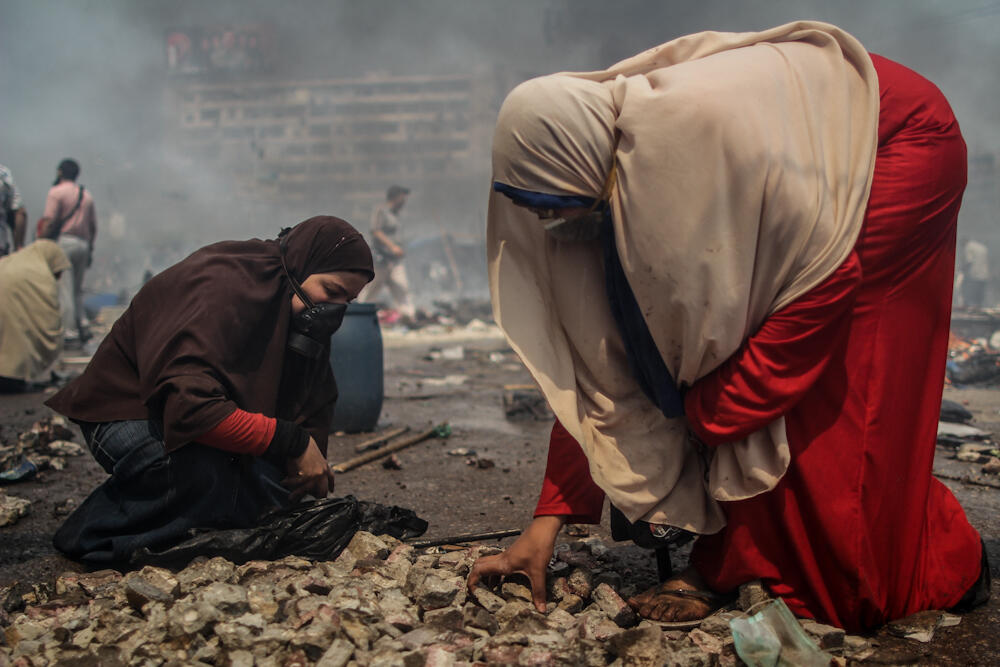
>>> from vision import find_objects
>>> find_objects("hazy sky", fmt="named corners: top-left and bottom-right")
top-left (2, 0), bottom-right (998, 271)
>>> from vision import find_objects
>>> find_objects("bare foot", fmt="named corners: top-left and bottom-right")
top-left (627, 566), bottom-right (715, 622)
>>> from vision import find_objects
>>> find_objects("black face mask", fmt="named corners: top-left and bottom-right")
top-left (289, 302), bottom-right (347, 359)
top-left (279, 227), bottom-right (348, 359)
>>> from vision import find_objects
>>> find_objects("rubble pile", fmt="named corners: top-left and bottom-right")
top-left (0, 532), bottom-right (882, 666)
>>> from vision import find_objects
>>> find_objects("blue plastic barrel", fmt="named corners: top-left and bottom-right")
top-left (329, 302), bottom-right (383, 433)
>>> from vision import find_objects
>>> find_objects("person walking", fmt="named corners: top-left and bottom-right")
top-left (361, 185), bottom-right (416, 323)
top-left (38, 158), bottom-right (97, 345)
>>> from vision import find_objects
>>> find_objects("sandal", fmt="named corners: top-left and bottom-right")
top-left (634, 588), bottom-right (738, 630)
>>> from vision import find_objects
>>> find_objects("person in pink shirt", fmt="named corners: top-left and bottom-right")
top-left (38, 159), bottom-right (97, 344)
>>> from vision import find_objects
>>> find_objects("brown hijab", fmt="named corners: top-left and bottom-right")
top-left (46, 216), bottom-right (374, 453)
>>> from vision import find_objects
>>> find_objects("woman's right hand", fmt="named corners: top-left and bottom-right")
top-left (283, 437), bottom-right (335, 501)
top-left (467, 515), bottom-right (566, 612)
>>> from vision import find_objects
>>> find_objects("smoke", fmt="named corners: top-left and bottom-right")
top-left (1, 0), bottom-right (998, 297)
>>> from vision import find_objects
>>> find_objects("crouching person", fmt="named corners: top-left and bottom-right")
top-left (0, 240), bottom-right (70, 392)
top-left (46, 217), bottom-right (373, 564)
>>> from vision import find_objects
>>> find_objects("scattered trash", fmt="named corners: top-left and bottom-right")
top-left (0, 417), bottom-right (85, 483)
top-left (466, 457), bottom-right (495, 469)
top-left (0, 492), bottom-right (31, 527)
top-left (886, 609), bottom-right (961, 643)
top-left (0, 461), bottom-right (38, 485)
top-left (946, 335), bottom-right (1000, 385)
top-left (489, 352), bottom-right (507, 363)
top-left (565, 524), bottom-right (590, 537)
top-left (730, 598), bottom-right (833, 666)
top-left (52, 498), bottom-right (77, 517)
top-left (423, 346), bottom-right (466, 361)
top-left (956, 442), bottom-right (999, 463)
top-left (982, 457), bottom-right (1000, 475)
top-left (448, 447), bottom-right (473, 457)
top-left (421, 374), bottom-right (468, 387)
top-left (381, 455), bottom-right (403, 470)
top-left (503, 384), bottom-right (554, 421)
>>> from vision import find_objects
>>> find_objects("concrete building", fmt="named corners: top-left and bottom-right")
top-left (166, 71), bottom-right (501, 227)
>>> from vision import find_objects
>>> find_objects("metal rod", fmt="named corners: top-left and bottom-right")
top-left (406, 529), bottom-right (522, 548)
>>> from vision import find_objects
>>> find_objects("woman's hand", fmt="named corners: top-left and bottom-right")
top-left (283, 437), bottom-right (335, 501)
top-left (467, 515), bottom-right (566, 612)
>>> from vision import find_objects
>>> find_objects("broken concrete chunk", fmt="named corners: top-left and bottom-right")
top-left (166, 599), bottom-right (221, 637)
top-left (799, 618), bottom-right (845, 649)
top-left (315, 637), bottom-right (354, 667)
top-left (494, 599), bottom-right (533, 627)
top-left (575, 610), bottom-right (624, 642)
top-left (462, 602), bottom-right (499, 636)
top-left (591, 583), bottom-right (637, 628)
top-left (413, 573), bottom-right (462, 611)
top-left (556, 593), bottom-right (584, 614)
top-left (423, 606), bottom-right (464, 631)
top-left (178, 557), bottom-right (237, 593)
top-left (470, 587), bottom-right (505, 615)
top-left (687, 627), bottom-right (724, 655)
top-left (195, 582), bottom-right (249, 615)
top-left (608, 624), bottom-right (667, 665)
top-left (347, 531), bottom-right (391, 561)
top-left (500, 581), bottom-right (532, 603)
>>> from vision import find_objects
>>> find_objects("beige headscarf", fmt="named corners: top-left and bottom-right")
top-left (0, 240), bottom-right (70, 382)
top-left (488, 21), bottom-right (879, 534)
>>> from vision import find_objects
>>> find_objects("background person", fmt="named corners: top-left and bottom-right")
top-left (468, 22), bottom-right (986, 632)
top-left (0, 240), bottom-right (70, 393)
top-left (45, 216), bottom-right (373, 564)
top-left (361, 184), bottom-right (416, 323)
top-left (960, 236), bottom-right (990, 308)
top-left (38, 158), bottom-right (97, 345)
top-left (0, 163), bottom-right (27, 255)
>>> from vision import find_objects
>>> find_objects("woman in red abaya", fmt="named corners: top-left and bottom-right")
top-left (469, 22), bottom-right (987, 632)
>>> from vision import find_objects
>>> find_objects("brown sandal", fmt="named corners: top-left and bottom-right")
top-left (635, 588), bottom-right (738, 630)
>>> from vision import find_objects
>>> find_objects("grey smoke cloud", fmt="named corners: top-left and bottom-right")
top-left (1, 0), bottom-right (997, 292)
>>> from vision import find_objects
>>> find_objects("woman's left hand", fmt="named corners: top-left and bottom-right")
top-left (283, 438), bottom-right (335, 501)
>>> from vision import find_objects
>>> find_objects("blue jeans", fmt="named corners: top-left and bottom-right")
top-left (54, 420), bottom-right (289, 564)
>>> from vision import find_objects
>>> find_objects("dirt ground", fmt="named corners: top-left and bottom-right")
top-left (1, 326), bottom-right (999, 664)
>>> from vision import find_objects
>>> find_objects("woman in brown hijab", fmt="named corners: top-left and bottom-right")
top-left (46, 216), bottom-right (374, 564)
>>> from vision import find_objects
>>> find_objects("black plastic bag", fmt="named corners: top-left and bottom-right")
top-left (130, 495), bottom-right (427, 568)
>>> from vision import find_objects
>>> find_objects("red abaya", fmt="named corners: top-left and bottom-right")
top-left (534, 54), bottom-right (983, 631)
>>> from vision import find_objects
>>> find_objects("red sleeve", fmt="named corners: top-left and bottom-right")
top-left (684, 251), bottom-right (862, 447)
top-left (534, 420), bottom-right (605, 524)
top-left (196, 408), bottom-right (276, 456)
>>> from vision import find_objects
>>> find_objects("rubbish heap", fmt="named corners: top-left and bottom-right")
top-left (0, 417), bottom-right (85, 527)
top-left (1, 532), bottom-right (891, 666)
top-left (946, 333), bottom-right (1000, 385)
